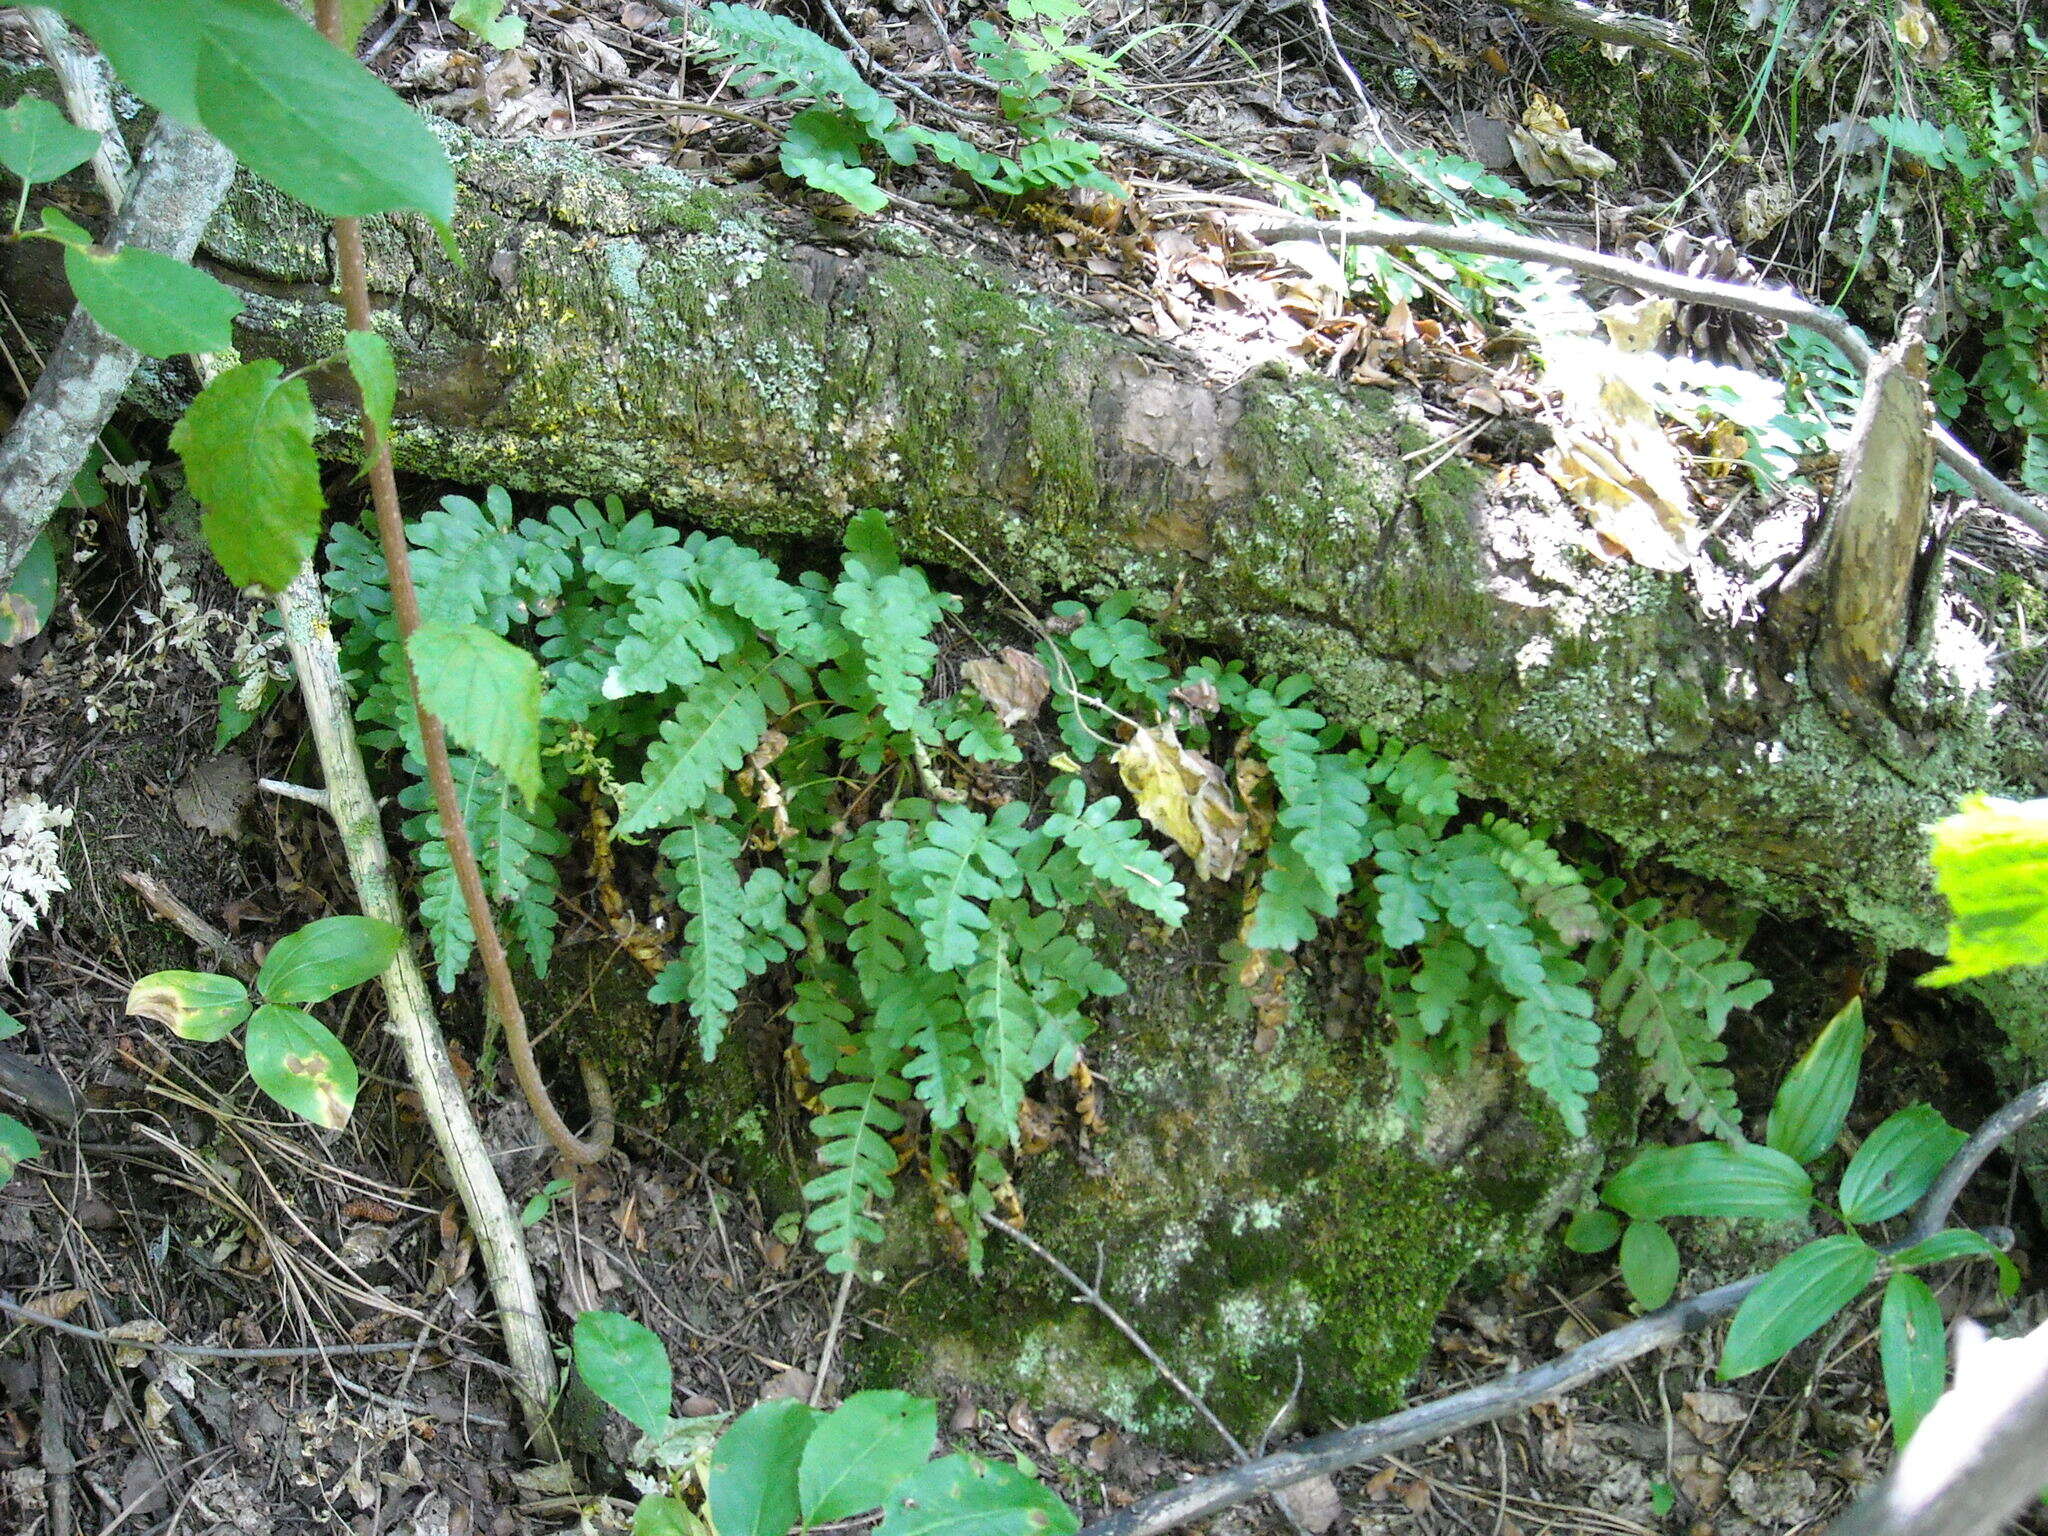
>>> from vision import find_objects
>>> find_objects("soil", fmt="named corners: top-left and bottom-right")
top-left (2, 1), bottom-right (2046, 1534)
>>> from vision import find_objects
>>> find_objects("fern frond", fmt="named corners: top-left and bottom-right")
top-left (689, 532), bottom-right (832, 663)
top-left (1055, 592), bottom-right (1171, 707)
top-left (903, 981), bottom-right (976, 1130)
top-left (613, 646), bottom-right (805, 835)
top-left (834, 509), bottom-right (950, 732)
top-left (650, 818), bottom-right (750, 1058)
top-left (964, 924), bottom-right (1037, 1144)
top-left (410, 488), bottom-right (527, 629)
top-left (605, 580), bottom-right (747, 699)
top-left (803, 1062), bottom-right (910, 1271)
top-left (1040, 778), bottom-right (1186, 922)
top-left (1362, 729), bottom-right (1462, 822)
top-left (790, 970), bottom-right (859, 1082)
top-left (897, 802), bottom-right (1027, 971)
top-left (1503, 955), bottom-right (1602, 1136)
top-left (697, 3), bottom-right (900, 136)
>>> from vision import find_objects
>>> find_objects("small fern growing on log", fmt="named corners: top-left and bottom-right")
top-left (332, 493), bottom-right (1773, 1270)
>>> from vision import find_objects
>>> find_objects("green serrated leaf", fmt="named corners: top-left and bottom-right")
top-left (800, 1391), bottom-right (939, 1523)
top-left (345, 330), bottom-right (397, 446)
top-left (1766, 997), bottom-right (1864, 1166)
top-left (1924, 795), bottom-right (2048, 985)
top-left (1619, 1219), bottom-right (1679, 1311)
top-left (1879, 1273), bottom-right (1946, 1448)
top-left (409, 622), bottom-right (542, 807)
top-left (876, 1452), bottom-right (1077, 1536)
top-left (257, 915), bottom-right (403, 1005)
top-left (0, 96), bottom-right (100, 185)
top-left (573, 1310), bottom-right (674, 1436)
top-left (1603, 1141), bottom-right (1813, 1222)
top-left (709, 1399), bottom-right (823, 1536)
top-left (1563, 1206), bottom-right (1621, 1254)
top-left (0, 1113), bottom-right (40, 1188)
top-left (172, 359), bottom-right (325, 593)
top-left (1719, 1235), bottom-right (1879, 1379)
top-left (0, 531), bottom-right (57, 647)
top-left (125, 970), bottom-right (252, 1041)
top-left (1839, 1104), bottom-right (1966, 1226)
top-left (64, 241), bottom-right (244, 360)
top-left (244, 1003), bottom-right (359, 1129)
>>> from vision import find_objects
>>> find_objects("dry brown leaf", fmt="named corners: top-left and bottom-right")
top-left (1598, 297), bottom-right (1674, 354)
top-left (961, 648), bottom-right (1051, 727)
top-left (1044, 1417), bottom-right (1099, 1457)
top-left (1509, 93), bottom-right (1618, 187)
top-left (18, 1288), bottom-right (89, 1323)
top-left (1277, 1476), bottom-right (1345, 1532)
top-left (1540, 340), bottom-right (1700, 572)
top-left (1115, 724), bottom-right (1247, 881)
top-left (759, 1368), bottom-right (815, 1403)
top-left (1893, 0), bottom-right (1951, 66)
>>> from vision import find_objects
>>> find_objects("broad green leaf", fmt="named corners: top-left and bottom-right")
top-left (257, 915), bottom-right (403, 1005)
top-left (451, 0), bottom-right (527, 48)
top-left (0, 530), bottom-right (58, 647)
top-left (335, 0), bottom-right (386, 47)
top-left (1603, 1141), bottom-right (1812, 1222)
top-left (800, 1391), bottom-right (939, 1523)
top-left (125, 970), bottom-right (252, 1042)
top-left (1619, 1220), bottom-right (1679, 1311)
top-left (1839, 1104), bottom-right (1966, 1225)
top-left (572, 1310), bottom-right (673, 1437)
top-left (345, 330), bottom-right (397, 447)
top-left (1766, 997), bottom-right (1864, 1166)
top-left (520, 1176), bottom-right (573, 1228)
top-left (216, 683), bottom-right (259, 752)
top-left (63, 241), bottom-right (244, 359)
top-left (55, 0), bottom-right (455, 226)
top-left (1891, 1227), bottom-right (2020, 1296)
top-left (1719, 1235), bottom-right (1879, 1379)
top-left (1879, 1273), bottom-right (1946, 1448)
top-left (1562, 1207), bottom-right (1621, 1254)
top-left (408, 623), bottom-right (542, 807)
top-left (1924, 794), bottom-right (2048, 985)
top-left (171, 360), bottom-right (324, 593)
top-left (632, 1494), bottom-right (705, 1536)
top-left (876, 1453), bottom-right (1078, 1536)
top-left (0, 1113), bottom-right (39, 1188)
top-left (244, 1003), bottom-right (359, 1130)
top-left (0, 96), bottom-right (100, 185)
top-left (0, 1006), bottom-right (21, 1041)
top-left (708, 1399), bottom-right (822, 1536)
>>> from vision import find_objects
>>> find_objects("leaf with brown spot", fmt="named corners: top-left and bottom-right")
top-left (1114, 725), bottom-right (1247, 881)
top-left (961, 648), bottom-right (1051, 727)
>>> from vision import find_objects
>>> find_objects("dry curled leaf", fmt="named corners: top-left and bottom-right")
top-left (1540, 340), bottom-right (1700, 572)
top-left (1509, 93), bottom-right (1617, 187)
top-left (1114, 724), bottom-right (1247, 880)
top-left (961, 648), bottom-right (1051, 727)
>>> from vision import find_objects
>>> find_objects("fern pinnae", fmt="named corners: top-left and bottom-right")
top-left (652, 818), bottom-right (750, 1058)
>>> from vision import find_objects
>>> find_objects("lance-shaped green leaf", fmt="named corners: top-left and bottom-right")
top-left (1619, 1220), bottom-right (1679, 1311)
top-left (345, 330), bottom-right (397, 448)
top-left (39, 207), bottom-right (242, 359)
top-left (244, 1004), bottom-right (359, 1130)
top-left (1923, 793), bottom-right (2048, 985)
top-left (876, 1453), bottom-right (1078, 1536)
top-left (1766, 996), bottom-right (1865, 1166)
top-left (572, 1310), bottom-right (673, 1437)
top-left (257, 915), bottom-right (403, 1005)
top-left (51, 0), bottom-right (456, 227)
top-left (409, 623), bottom-right (542, 807)
top-left (1890, 1227), bottom-right (2020, 1297)
top-left (171, 359), bottom-right (324, 592)
top-left (1719, 1234), bottom-right (1879, 1379)
top-left (125, 970), bottom-right (252, 1042)
top-left (800, 1391), bottom-right (938, 1524)
top-left (0, 1113), bottom-right (41, 1188)
top-left (1563, 1207), bottom-right (1621, 1254)
top-left (0, 97), bottom-right (100, 185)
top-left (708, 1399), bottom-right (822, 1536)
top-left (0, 1007), bottom-right (21, 1042)
top-left (0, 530), bottom-right (57, 647)
top-left (1879, 1273), bottom-right (1946, 1448)
top-left (1603, 1140), bottom-right (1812, 1222)
top-left (1839, 1104), bottom-right (1966, 1225)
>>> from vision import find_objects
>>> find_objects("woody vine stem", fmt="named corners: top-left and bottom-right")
top-left (314, 0), bottom-right (613, 1168)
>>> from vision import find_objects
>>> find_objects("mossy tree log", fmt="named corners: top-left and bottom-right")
top-left (46, 126), bottom-right (2024, 952)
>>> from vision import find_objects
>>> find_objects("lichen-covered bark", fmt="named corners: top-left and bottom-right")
top-left (135, 124), bottom-right (2042, 964)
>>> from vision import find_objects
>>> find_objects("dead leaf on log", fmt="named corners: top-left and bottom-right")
top-left (1541, 340), bottom-right (1700, 572)
top-left (1115, 724), bottom-right (1247, 880)
top-left (1509, 93), bottom-right (1617, 187)
top-left (961, 648), bottom-right (1051, 726)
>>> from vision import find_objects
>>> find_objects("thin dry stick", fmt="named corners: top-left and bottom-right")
top-left (0, 1295), bottom-right (462, 1361)
top-left (313, 1), bottom-right (611, 1169)
top-left (273, 567), bottom-right (561, 1447)
top-left (1233, 211), bottom-right (2048, 538)
top-left (1074, 1077), bottom-right (2047, 1536)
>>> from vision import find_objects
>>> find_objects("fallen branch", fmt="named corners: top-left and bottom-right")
top-left (1076, 1077), bottom-right (2048, 1536)
top-left (21, 8), bottom-right (132, 210)
top-left (1495, 0), bottom-right (1703, 62)
top-left (273, 568), bottom-right (562, 1450)
top-left (1235, 212), bottom-right (2048, 540)
top-left (0, 117), bottom-right (234, 587)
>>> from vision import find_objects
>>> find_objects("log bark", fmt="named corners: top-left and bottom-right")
top-left (14, 124), bottom-right (2043, 956)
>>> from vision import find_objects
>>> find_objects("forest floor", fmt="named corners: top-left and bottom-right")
top-left (2, 0), bottom-right (2046, 1533)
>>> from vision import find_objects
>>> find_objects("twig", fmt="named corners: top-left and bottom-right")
top-left (810, 1267), bottom-right (857, 1408)
top-left (272, 567), bottom-right (561, 1448)
top-left (0, 1295), bottom-right (453, 1360)
top-left (1231, 211), bottom-right (2048, 538)
top-left (21, 8), bottom-right (133, 209)
top-left (117, 870), bottom-right (250, 980)
top-left (984, 1214), bottom-right (1248, 1460)
top-left (257, 778), bottom-right (332, 811)
top-left (40, 1337), bottom-right (73, 1536)
top-left (1074, 1076), bottom-right (2046, 1536)
top-left (314, 1), bottom-right (612, 1171)
top-left (0, 118), bottom-right (235, 587)
top-left (1495, 0), bottom-right (1703, 62)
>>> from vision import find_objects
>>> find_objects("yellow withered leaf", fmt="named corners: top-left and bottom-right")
top-left (1114, 724), bottom-right (1248, 881)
